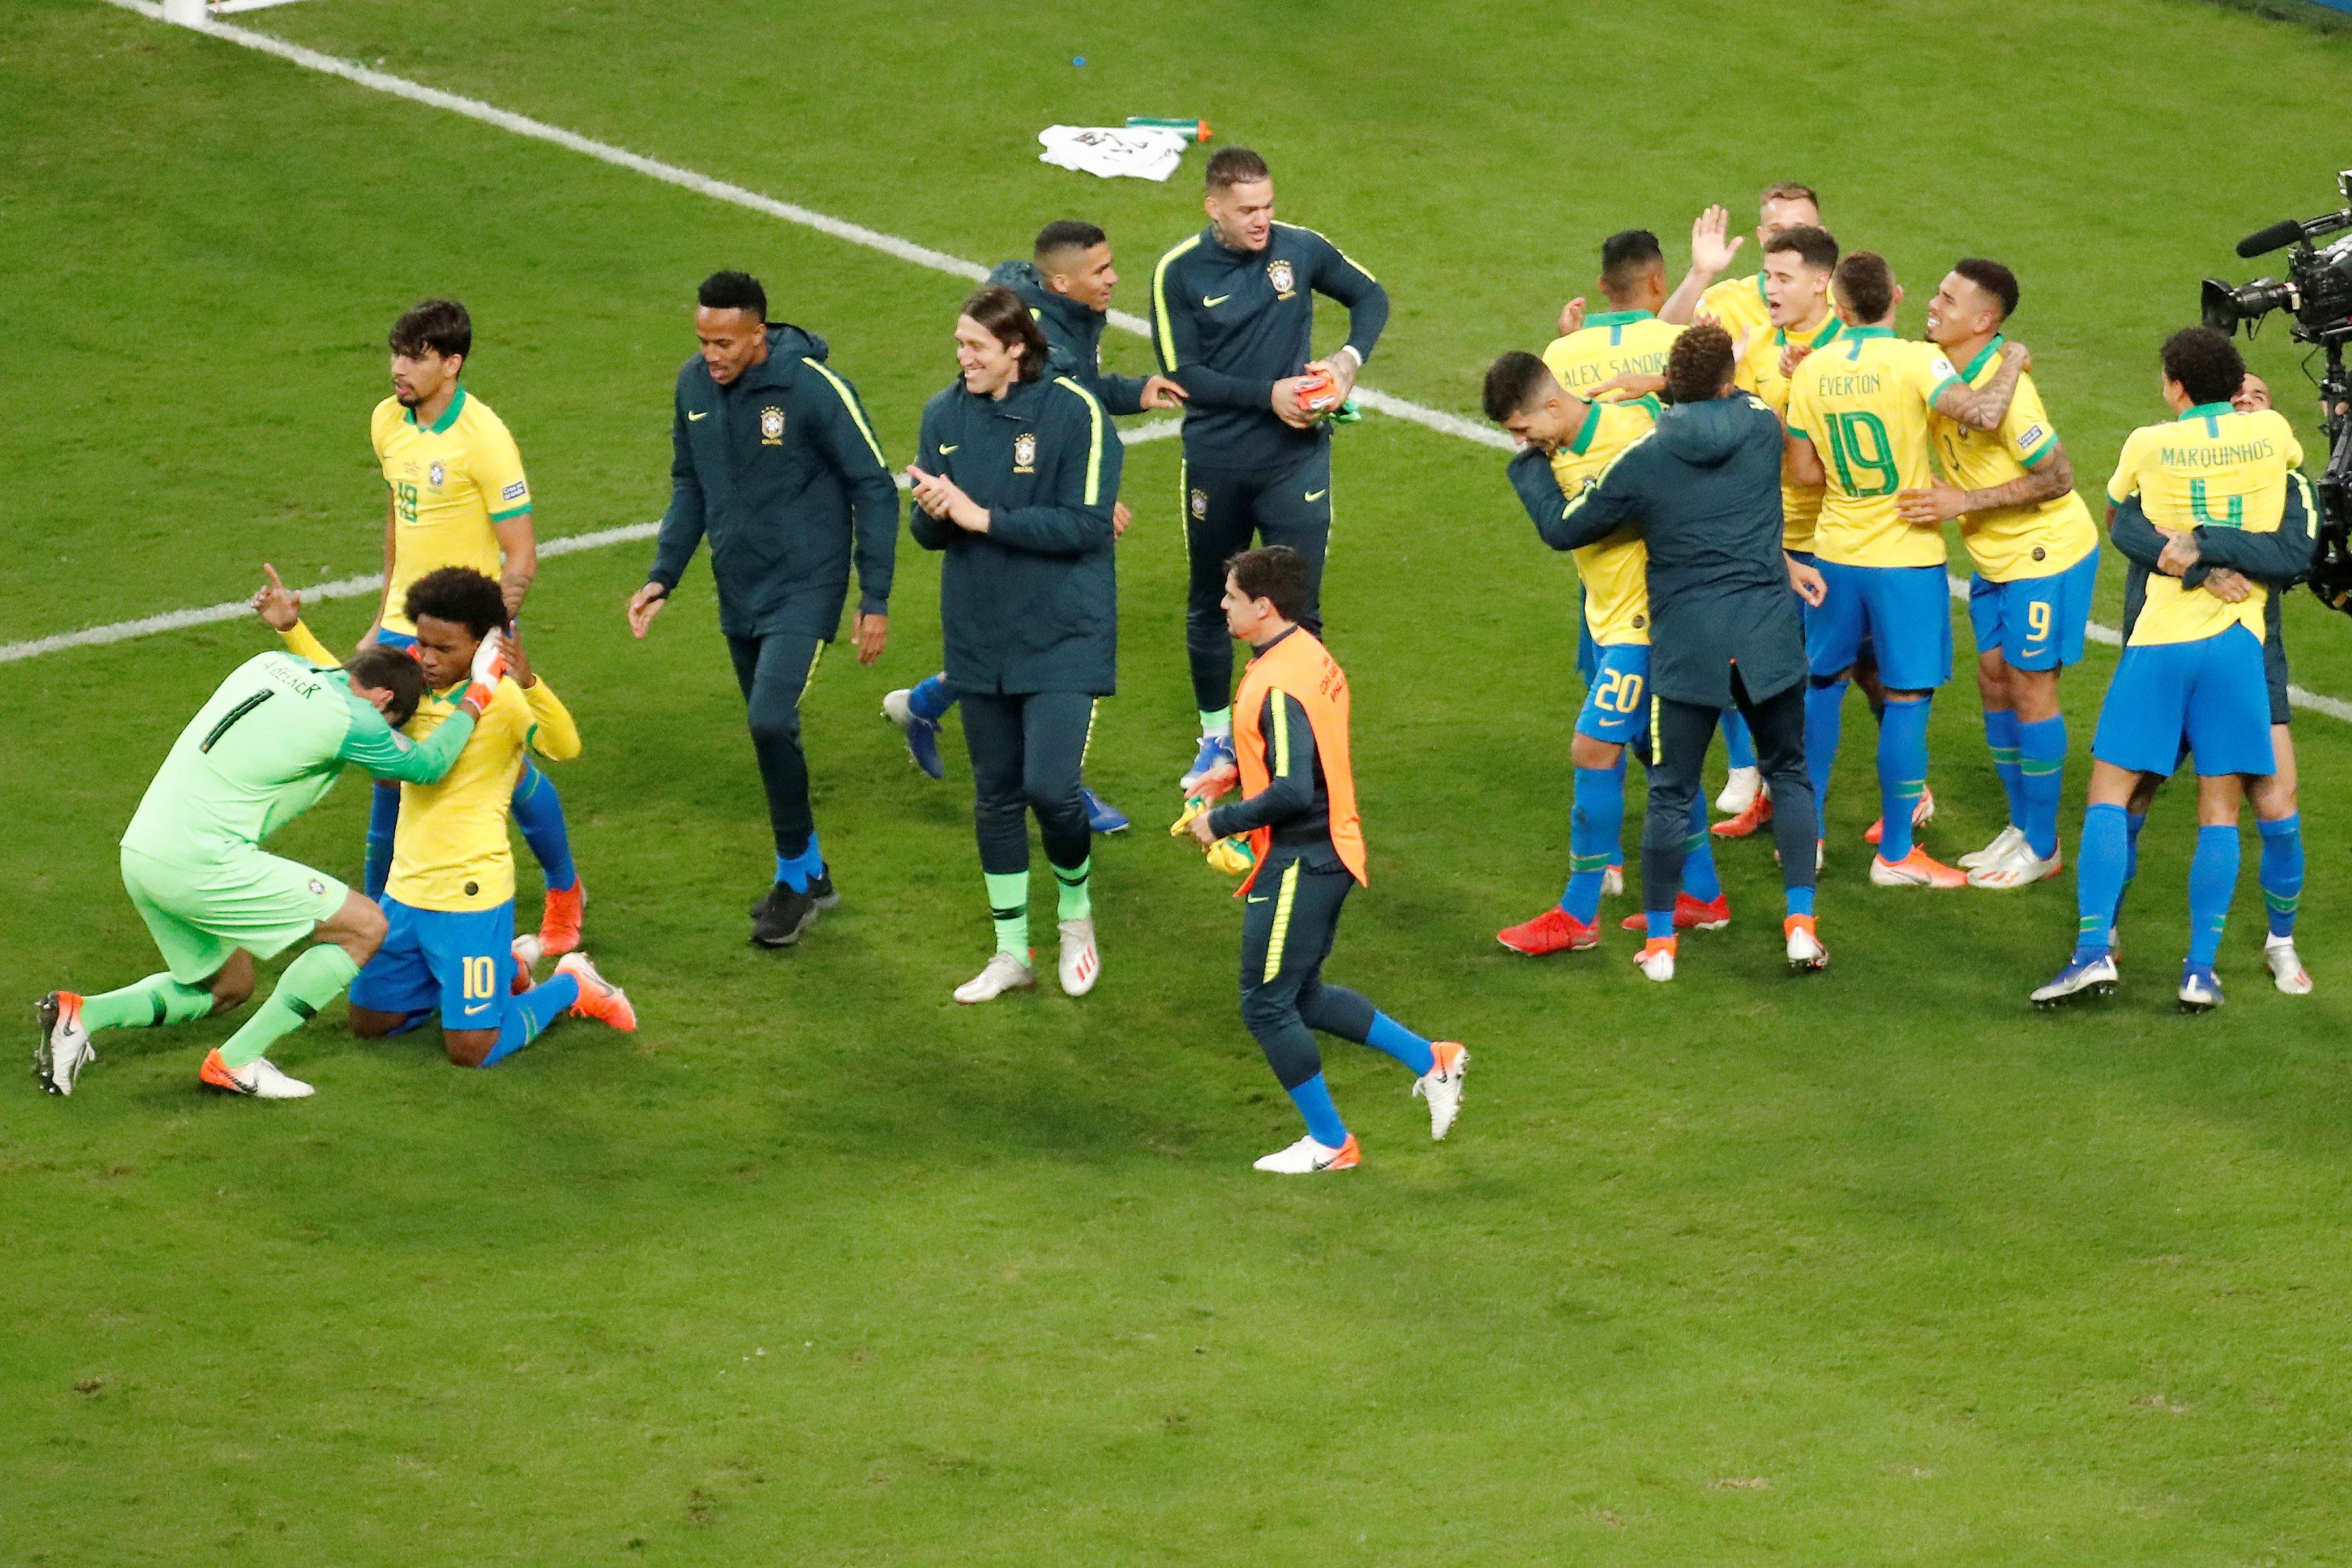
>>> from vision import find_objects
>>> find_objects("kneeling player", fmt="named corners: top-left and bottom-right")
top-left (267, 567), bottom-right (635, 1063)
top-left (1188, 548), bottom-right (1467, 1173)
top-left (2036, 329), bottom-right (2304, 1012)
top-left (35, 597), bottom-right (496, 1098)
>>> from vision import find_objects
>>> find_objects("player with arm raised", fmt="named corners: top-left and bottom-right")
top-left (276, 568), bottom-right (636, 1064)
top-left (2070, 360), bottom-right (2316, 1003)
top-left (1151, 147), bottom-right (1389, 791)
top-left (1660, 182), bottom-right (1824, 337)
top-left (1900, 259), bottom-right (2100, 890)
top-left (884, 219), bottom-right (1186, 833)
top-left (33, 575), bottom-right (496, 1098)
top-left (1784, 252), bottom-right (2030, 886)
top-left (366, 300), bottom-right (586, 957)
top-left (1185, 547), bottom-right (1468, 1173)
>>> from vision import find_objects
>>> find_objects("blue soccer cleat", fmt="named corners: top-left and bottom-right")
top-left (881, 688), bottom-right (946, 780)
top-left (2031, 949), bottom-right (2118, 1010)
top-left (2178, 962), bottom-right (2224, 1014)
top-left (1083, 786), bottom-right (1130, 835)
top-left (1179, 733), bottom-right (1237, 793)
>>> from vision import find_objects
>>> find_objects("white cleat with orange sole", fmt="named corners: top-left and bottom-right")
top-left (1254, 1132), bottom-right (1361, 1173)
top-left (1967, 841), bottom-right (2062, 890)
top-left (34, 992), bottom-right (94, 1096)
top-left (199, 1049), bottom-right (313, 1099)
top-left (2265, 936), bottom-right (2314, 995)
top-left (1412, 1042), bottom-right (1470, 1140)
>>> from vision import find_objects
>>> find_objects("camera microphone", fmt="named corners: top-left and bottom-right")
top-left (2239, 219), bottom-right (2308, 258)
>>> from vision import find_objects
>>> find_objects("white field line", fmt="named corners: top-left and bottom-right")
top-left (58, 0), bottom-right (2352, 727)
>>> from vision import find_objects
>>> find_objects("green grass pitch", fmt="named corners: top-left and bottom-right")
top-left (7, 0), bottom-right (2352, 1560)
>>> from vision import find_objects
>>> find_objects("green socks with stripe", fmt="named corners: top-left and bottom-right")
top-left (983, 871), bottom-right (1031, 960)
top-left (79, 972), bottom-right (217, 1034)
top-left (1053, 857), bottom-right (1092, 922)
top-left (218, 944), bottom-right (361, 1069)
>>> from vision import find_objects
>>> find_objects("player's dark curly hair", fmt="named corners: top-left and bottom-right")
top-left (2162, 327), bottom-right (2245, 408)
top-left (1226, 545), bottom-right (1313, 622)
top-left (699, 269), bottom-right (767, 321)
top-left (402, 566), bottom-right (508, 639)
top-left (1666, 323), bottom-right (1737, 405)
top-left (1833, 252), bottom-right (1897, 323)
top-left (389, 299), bottom-right (472, 362)
top-left (961, 284), bottom-right (1049, 382)
top-left (344, 647), bottom-right (427, 728)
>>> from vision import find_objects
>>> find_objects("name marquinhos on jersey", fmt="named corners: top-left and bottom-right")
top-left (2158, 436), bottom-right (2278, 468)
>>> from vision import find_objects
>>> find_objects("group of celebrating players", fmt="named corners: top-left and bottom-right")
top-left (28, 148), bottom-right (2318, 1176)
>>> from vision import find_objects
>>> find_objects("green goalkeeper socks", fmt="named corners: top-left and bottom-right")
top-left (80, 972), bottom-right (217, 1033)
top-left (983, 871), bottom-right (1031, 959)
top-left (1053, 857), bottom-right (1093, 922)
top-left (219, 944), bottom-right (360, 1069)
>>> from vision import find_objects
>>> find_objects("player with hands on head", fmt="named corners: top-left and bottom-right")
top-left (885, 219), bottom-right (1185, 832)
top-left (1150, 147), bottom-right (1389, 792)
top-left (907, 285), bottom-right (1123, 1005)
top-left (1188, 546), bottom-right (1468, 1173)
top-left (628, 269), bottom-right (898, 950)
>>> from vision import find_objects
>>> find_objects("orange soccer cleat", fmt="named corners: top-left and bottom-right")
top-left (1712, 791), bottom-right (1773, 838)
top-left (555, 952), bottom-right (637, 1032)
top-left (1863, 786), bottom-right (1936, 847)
top-left (538, 879), bottom-right (586, 957)
top-left (1620, 893), bottom-right (1731, 933)
top-left (1498, 907), bottom-right (1599, 955)
top-left (1869, 846), bottom-right (1968, 889)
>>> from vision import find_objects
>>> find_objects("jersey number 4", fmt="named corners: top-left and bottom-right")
top-left (1823, 411), bottom-right (1899, 498)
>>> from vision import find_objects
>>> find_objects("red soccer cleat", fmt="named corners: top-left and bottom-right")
top-left (538, 879), bottom-right (585, 957)
top-left (1619, 892), bottom-right (1732, 932)
top-left (1712, 791), bottom-right (1773, 839)
top-left (555, 952), bottom-right (637, 1032)
top-left (1497, 907), bottom-right (1599, 955)
top-left (1863, 786), bottom-right (1936, 847)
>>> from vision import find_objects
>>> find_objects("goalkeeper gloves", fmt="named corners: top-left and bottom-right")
top-left (461, 628), bottom-right (509, 714)
top-left (1169, 797), bottom-right (1256, 876)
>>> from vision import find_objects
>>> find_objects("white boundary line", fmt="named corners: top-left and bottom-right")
top-left (45, 0), bottom-right (2352, 727)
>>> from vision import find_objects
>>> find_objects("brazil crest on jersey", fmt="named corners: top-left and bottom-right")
top-left (371, 387), bottom-right (532, 635)
top-left (1785, 328), bottom-right (1960, 567)
top-left (2107, 403), bottom-right (2303, 646)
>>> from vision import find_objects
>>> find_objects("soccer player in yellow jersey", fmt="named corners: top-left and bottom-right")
top-left (365, 301), bottom-right (585, 958)
top-left (1898, 260), bottom-right (2098, 891)
top-left (263, 567), bottom-right (637, 1064)
top-left (1543, 230), bottom-right (1685, 399)
top-left (2036, 331), bottom-right (2309, 1013)
top-left (1482, 352), bottom-right (1730, 954)
top-left (1784, 253), bottom-right (2030, 887)
top-left (1661, 181), bottom-right (1823, 339)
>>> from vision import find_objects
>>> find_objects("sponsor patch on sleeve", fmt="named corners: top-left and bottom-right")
top-left (501, 480), bottom-right (529, 504)
top-left (2016, 423), bottom-right (2045, 451)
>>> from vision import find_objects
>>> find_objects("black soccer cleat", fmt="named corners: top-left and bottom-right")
top-left (749, 882), bottom-right (820, 948)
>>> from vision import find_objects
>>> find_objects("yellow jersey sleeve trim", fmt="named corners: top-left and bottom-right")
top-left (802, 357), bottom-right (888, 468)
top-left (1269, 688), bottom-right (1293, 776)
top-left (1275, 221), bottom-right (1379, 284)
top-left (1151, 235), bottom-right (1203, 368)
top-left (277, 620), bottom-right (339, 668)
top-left (1054, 376), bottom-right (1108, 505)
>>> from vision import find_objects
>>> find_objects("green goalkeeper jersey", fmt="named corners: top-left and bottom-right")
top-left (121, 650), bottom-right (476, 861)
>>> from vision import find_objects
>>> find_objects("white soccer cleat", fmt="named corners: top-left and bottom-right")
top-left (35, 992), bottom-right (95, 1096)
top-left (1411, 1041), bottom-right (1470, 1141)
top-left (1252, 1132), bottom-right (1361, 1173)
top-left (2031, 952), bottom-right (2118, 1009)
top-left (2265, 936), bottom-right (2313, 995)
top-left (1056, 918), bottom-right (1100, 997)
top-left (1602, 864), bottom-right (1625, 898)
top-left (200, 1049), bottom-right (314, 1099)
top-left (1967, 841), bottom-right (2062, 890)
top-left (1785, 918), bottom-right (1828, 972)
top-left (954, 951), bottom-right (1036, 1005)
top-left (2178, 964), bottom-right (2224, 1014)
top-left (1714, 766), bottom-right (1762, 816)
top-left (1633, 941), bottom-right (1676, 983)
top-left (1959, 824), bottom-right (2027, 871)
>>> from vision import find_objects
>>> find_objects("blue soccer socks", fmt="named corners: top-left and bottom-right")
top-left (2186, 824), bottom-right (2241, 967)
top-left (1681, 792), bottom-right (1723, 903)
top-left (2074, 802), bottom-right (2130, 957)
top-left (1286, 1072), bottom-right (1349, 1148)
top-left (1562, 765), bottom-right (1624, 924)
top-left (2017, 715), bottom-right (2068, 863)
top-left (2259, 813), bottom-right (2304, 939)
top-left (482, 972), bottom-right (582, 1067)
top-left (1877, 697), bottom-right (1933, 863)
top-left (1805, 680), bottom-right (1848, 840)
top-left (907, 673), bottom-right (958, 724)
top-left (776, 832), bottom-right (824, 894)
top-left (1719, 708), bottom-right (1757, 771)
top-left (511, 761), bottom-right (579, 894)
top-left (365, 782), bottom-right (400, 901)
top-left (1363, 1012), bottom-right (1436, 1077)
top-left (1983, 707), bottom-right (2025, 828)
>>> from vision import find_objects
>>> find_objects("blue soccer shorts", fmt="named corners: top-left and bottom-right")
top-left (1968, 546), bottom-right (2100, 671)
top-left (1577, 642), bottom-right (1650, 746)
top-left (2091, 624), bottom-right (2274, 778)
top-left (1809, 561), bottom-right (1953, 691)
top-left (349, 896), bottom-right (519, 1028)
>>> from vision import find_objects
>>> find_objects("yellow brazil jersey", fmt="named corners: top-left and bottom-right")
top-left (1698, 273), bottom-right (1774, 342)
top-left (1930, 338), bottom-right (2097, 583)
top-left (1543, 311), bottom-right (1683, 400)
top-left (371, 386), bottom-right (532, 637)
top-left (2107, 403), bottom-right (2303, 647)
top-left (1734, 310), bottom-right (1843, 552)
top-left (1550, 399), bottom-right (1657, 646)
top-left (1785, 327), bottom-right (1961, 568)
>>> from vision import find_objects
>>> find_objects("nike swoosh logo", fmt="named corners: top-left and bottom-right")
top-left (1304, 489), bottom-right (1327, 502)
top-left (462, 1003), bottom-right (491, 1017)
top-left (939, 444), bottom-right (959, 453)
top-left (687, 411), bottom-right (708, 421)
top-left (1246, 896), bottom-right (1270, 904)
top-left (1203, 294), bottom-right (1231, 307)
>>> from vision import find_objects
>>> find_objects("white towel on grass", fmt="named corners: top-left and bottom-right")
top-left (1037, 125), bottom-right (1188, 182)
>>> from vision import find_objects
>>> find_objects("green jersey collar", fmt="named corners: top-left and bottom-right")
top-left (1842, 325), bottom-right (1896, 342)
top-left (402, 384), bottom-right (468, 434)
top-left (1566, 399), bottom-right (1605, 456)
top-left (1777, 314), bottom-right (1842, 350)
top-left (2179, 400), bottom-right (2235, 421)
top-left (1956, 334), bottom-right (2006, 383)
top-left (1584, 309), bottom-right (1655, 327)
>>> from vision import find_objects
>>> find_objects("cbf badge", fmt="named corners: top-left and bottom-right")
top-left (760, 406), bottom-right (786, 445)
top-left (427, 461), bottom-right (445, 488)
top-left (1190, 488), bottom-right (1208, 519)
top-left (1013, 432), bottom-right (1038, 473)
top-left (1267, 258), bottom-right (1296, 297)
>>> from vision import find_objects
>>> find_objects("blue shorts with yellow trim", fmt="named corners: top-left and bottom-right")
top-left (349, 896), bottom-right (519, 1028)
top-left (2091, 624), bottom-right (2273, 778)
top-left (1809, 562), bottom-right (1952, 691)
top-left (1577, 643), bottom-right (1650, 746)
top-left (1968, 547), bottom-right (2099, 672)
